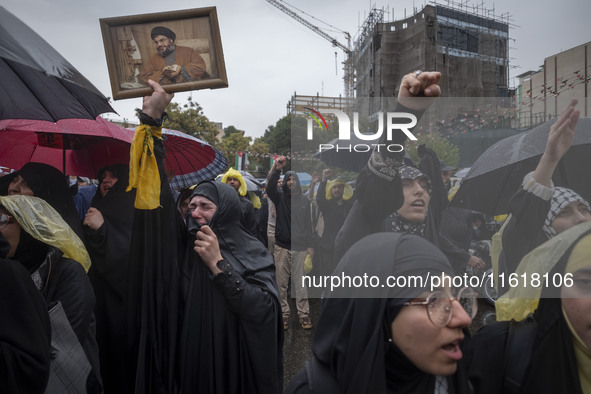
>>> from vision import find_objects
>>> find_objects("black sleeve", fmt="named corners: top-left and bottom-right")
top-left (438, 235), bottom-right (470, 273)
top-left (417, 145), bottom-right (448, 245)
top-left (266, 169), bottom-right (281, 206)
top-left (316, 181), bottom-right (329, 213)
top-left (49, 259), bottom-right (96, 345)
top-left (257, 199), bottom-right (269, 246)
top-left (212, 260), bottom-right (279, 324)
top-left (84, 220), bottom-right (126, 298)
top-left (465, 322), bottom-right (510, 394)
top-left (500, 189), bottom-right (551, 276)
top-left (304, 199), bottom-right (315, 249)
top-left (242, 199), bottom-right (258, 236)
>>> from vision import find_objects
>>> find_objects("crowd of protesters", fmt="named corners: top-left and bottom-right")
top-left (1, 72), bottom-right (590, 394)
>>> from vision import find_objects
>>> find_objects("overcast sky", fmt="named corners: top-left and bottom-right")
top-left (2, 0), bottom-right (590, 139)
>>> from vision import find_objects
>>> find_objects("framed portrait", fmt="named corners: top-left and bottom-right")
top-left (100, 7), bottom-right (228, 100)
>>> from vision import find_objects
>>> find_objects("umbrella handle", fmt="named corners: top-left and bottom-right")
top-left (63, 134), bottom-right (67, 175)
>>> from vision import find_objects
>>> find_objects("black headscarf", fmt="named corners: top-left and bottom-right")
top-left (0, 163), bottom-right (83, 239)
top-left (388, 165), bottom-right (430, 236)
top-left (310, 232), bottom-right (471, 394)
top-left (91, 164), bottom-right (132, 207)
top-left (283, 170), bottom-right (302, 196)
top-left (417, 145), bottom-right (447, 246)
top-left (179, 180), bottom-right (282, 393)
top-left (189, 181), bottom-right (280, 283)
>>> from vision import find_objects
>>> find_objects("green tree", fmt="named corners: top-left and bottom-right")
top-left (220, 133), bottom-right (252, 169)
top-left (223, 125), bottom-right (241, 139)
top-left (405, 134), bottom-right (460, 167)
top-left (247, 138), bottom-right (271, 175)
top-left (261, 113), bottom-right (339, 155)
top-left (164, 97), bottom-right (219, 146)
top-left (261, 115), bottom-right (292, 155)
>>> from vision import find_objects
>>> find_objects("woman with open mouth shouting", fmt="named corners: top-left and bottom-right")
top-left (286, 232), bottom-right (475, 394)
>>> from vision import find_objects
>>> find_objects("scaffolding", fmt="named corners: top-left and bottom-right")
top-left (352, 0), bottom-right (513, 105)
top-left (286, 93), bottom-right (355, 115)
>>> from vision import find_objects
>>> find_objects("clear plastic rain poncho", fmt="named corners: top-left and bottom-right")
top-left (495, 220), bottom-right (591, 321)
top-left (0, 195), bottom-right (91, 272)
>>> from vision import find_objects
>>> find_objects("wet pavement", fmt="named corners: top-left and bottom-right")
top-left (281, 295), bottom-right (496, 390)
top-left (282, 297), bottom-right (321, 390)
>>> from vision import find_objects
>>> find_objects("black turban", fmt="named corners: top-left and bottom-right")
top-left (151, 26), bottom-right (176, 41)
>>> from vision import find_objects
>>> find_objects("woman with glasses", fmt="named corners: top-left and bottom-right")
top-left (467, 221), bottom-right (591, 393)
top-left (285, 232), bottom-right (476, 394)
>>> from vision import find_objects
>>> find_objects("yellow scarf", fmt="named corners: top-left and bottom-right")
top-left (221, 168), bottom-right (247, 196)
top-left (564, 308), bottom-right (591, 394)
top-left (248, 191), bottom-right (261, 209)
top-left (325, 179), bottom-right (353, 201)
top-left (563, 234), bottom-right (591, 394)
top-left (127, 124), bottom-right (162, 209)
top-left (495, 222), bottom-right (591, 321)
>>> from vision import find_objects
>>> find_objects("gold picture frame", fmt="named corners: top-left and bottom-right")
top-left (100, 7), bottom-right (228, 100)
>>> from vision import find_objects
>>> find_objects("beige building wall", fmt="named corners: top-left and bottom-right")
top-left (517, 41), bottom-right (589, 128)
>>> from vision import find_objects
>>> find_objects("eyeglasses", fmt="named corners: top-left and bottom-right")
top-left (404, 287), bottom-right (478, 327)
top-left (0, 213), bottom-right (13, 228)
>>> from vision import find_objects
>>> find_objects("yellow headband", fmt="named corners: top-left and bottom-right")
top-left (325, 179), bottom-right (353, 201)
top-left (221, 168), bottom-right (246, 196)
top-left (565, 233), bottom-right (591, 275)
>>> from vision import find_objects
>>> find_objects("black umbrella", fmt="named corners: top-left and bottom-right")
top-left (0, 7), bottom-right (115, 121)
top-left (451, 117), bottom-right (591, 216)
top-left (238, 170), bottom-right (264, 189)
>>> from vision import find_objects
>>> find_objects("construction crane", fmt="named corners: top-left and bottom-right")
top-left (265, 0), bottom-right (355, 98)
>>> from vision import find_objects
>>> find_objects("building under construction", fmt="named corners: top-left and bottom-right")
top-left (354, 2), bottom-right (510, 104)
top-left (287, 2), bottom-right (510, 117)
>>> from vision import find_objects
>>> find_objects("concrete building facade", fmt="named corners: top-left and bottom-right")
top-left (353, 4), bottom-right (510, 115)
